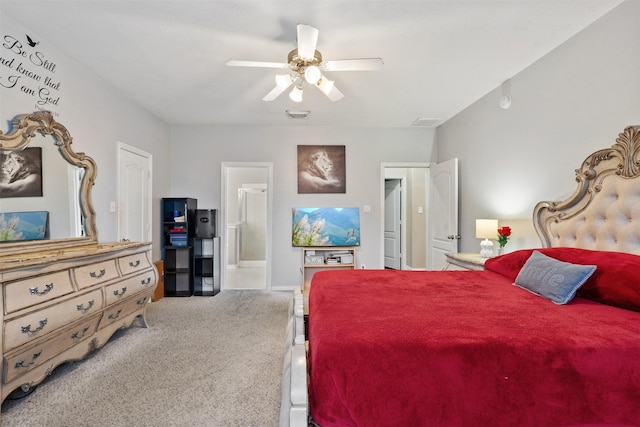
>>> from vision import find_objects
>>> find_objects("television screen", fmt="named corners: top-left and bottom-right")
top-left (292, 207), bottom-right (360, 247)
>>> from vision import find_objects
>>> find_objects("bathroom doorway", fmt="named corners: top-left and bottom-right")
top-left (221, 163), bottom-right (272, 290)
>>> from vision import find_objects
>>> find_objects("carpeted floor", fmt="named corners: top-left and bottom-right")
top-left (1, 290), bottom-right (291, 427)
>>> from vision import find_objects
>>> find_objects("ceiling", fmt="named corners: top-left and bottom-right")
top-left (1, 1), bottom-right (624, 127)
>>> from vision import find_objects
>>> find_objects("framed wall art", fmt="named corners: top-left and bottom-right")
top-left (0, 147), bottom-right (43, 198)
top-left (297, 145), bottom-right (346, 194)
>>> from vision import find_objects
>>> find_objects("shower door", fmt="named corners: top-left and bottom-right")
top-left (237, 187), bottom-right (266, 266)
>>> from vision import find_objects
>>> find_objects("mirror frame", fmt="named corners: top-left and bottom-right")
top-left (0, 111), bottom-right (98, 256)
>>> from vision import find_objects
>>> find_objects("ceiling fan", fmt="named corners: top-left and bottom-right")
top-left (226, 24), bottom-right (383, 103)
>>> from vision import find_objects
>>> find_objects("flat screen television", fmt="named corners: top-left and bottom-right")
top-left (292, 207), bottom-right (360, 247)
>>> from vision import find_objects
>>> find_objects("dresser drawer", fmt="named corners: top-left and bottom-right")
top-left (4, 289), bottom-right (103, 352)
top-left (4, 316), bottom-right (99, 384)
top-left (98, 295), bottom-right (148, 330)
top-left (72, 260), bottom-right (119, 289)
top-left (118, 252), bottom-right (151, 276)
top-left (104, 269), bottom-right (156, 306)
top-left (4, 270), bottom-right (74, 314)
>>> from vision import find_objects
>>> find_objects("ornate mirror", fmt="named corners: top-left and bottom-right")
top-left (0, 111), bottom-right (97, 256)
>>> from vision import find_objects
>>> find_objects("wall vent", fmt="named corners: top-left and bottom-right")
top-left (286, 110), bottom-right (310, 119)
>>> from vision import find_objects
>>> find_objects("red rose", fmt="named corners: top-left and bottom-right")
top-left (498, 226), bottom-right (511, 237)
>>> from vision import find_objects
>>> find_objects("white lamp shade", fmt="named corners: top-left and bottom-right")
top-left (304, 66), bottom-right (322, 84)
top-left (289, 85), bottom-right (303, 103)
top-left (476, 219), bottom-right (499, 240)
top-left (317, 76), bottom-right (334, 95)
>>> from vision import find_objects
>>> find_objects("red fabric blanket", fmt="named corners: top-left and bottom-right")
top-left (308, 269), bottom-right (640, 427)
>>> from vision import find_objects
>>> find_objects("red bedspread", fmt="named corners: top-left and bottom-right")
top-left (308, 269), bottom-right (640, 427)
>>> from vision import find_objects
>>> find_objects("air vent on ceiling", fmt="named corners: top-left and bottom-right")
top-left (286, 110), bottom-right (310, 119)
top-left (411, 117), bottom-right (441, 127)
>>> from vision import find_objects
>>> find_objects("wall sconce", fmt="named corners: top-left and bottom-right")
top-left (476, 219), bottom-right (498, 258)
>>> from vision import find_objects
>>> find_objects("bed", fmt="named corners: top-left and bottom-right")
top-left (280, 125), bottom-right (640, 427)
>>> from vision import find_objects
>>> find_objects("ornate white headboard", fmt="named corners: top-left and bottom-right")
top-left (534, 125), bottom-right (640, 254)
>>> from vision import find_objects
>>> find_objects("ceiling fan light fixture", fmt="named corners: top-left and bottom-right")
top-left (289, 85), bottom-right (304, 103)
top-left (304, 66), bottom-right (322, 84)
top-left (317, 76), bottom-right (334, 95)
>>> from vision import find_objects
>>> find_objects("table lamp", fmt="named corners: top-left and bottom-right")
top-left (476, 219), bottom-right (498, 258)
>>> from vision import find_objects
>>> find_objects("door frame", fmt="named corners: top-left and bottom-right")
top-left (221, 162), bottom-right (273, 290)
top-left (380, 162), bottom-right (430, 269)
top-left (116, 141), bottom-right (152, 242)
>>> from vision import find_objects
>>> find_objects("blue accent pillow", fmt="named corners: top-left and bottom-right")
top-left (513, 251), bottom-right (596, 305)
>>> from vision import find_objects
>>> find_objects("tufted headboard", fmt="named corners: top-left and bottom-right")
top-left (534, 125), bottom-right (640, 254)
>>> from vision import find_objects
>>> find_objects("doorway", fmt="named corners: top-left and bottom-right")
top-left (116, 142), bottom-right (152, 242)
top-left (221, 163), bottom-right (272, 290)
top-left (380, 163), bottom-right (429, 270)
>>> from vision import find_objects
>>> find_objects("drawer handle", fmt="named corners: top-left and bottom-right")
top-left (113, 287), bottom-right (127, 297)
top-left (128, 260), bottom-right (141, 267)
top-left (76, 299), bottom-right (95, 313)
top-left (14, 351), bottom-right (42, 369)
top-left (21, 319), bottom-right (48, 335)
top-left (136, 297), bottom-right (147, 306)
top-left (71, 326), bottom-right (90, 340)
top-left (108, 309), bottom-right (122, 320)
top-left (140, 277), bottom-right (151, 285)
top-left (29, 283), bottom-right (54, 296)
top-left (90, 269), bottom-right (106, 279)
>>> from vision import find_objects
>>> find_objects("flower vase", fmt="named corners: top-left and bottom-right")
top-left (498, 247), bottom-right (505, 256)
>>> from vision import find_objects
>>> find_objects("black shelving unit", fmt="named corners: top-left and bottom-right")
top-left (193, 209), bottom-right (220, 296)
top-left (162, 197), bottom-right (197, 297)
top-left (194, 236), bottom-right (220, 296)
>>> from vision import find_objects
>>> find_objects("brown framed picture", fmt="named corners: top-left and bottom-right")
top-left (297, 145), bottom-right (346, 194)
top-left (0, 147), bottom-right (43, 198)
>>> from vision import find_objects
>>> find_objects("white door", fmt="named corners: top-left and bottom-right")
top-left (117, 142), bottom-right (152, 242)
top-left (384, 179), bottom-right (401, 269)
top-left (427, 158), bottom-right (459, 270)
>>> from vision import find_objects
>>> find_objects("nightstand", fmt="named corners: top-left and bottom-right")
top-left (444, 252), bottom-right (488, 271)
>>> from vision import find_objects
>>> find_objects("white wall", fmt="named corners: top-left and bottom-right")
top-left (170, 125), bottom-right (436, 288)
top-left (1, 14), bottom-right (171, 262)
top-left (437, 0), bottom-right (640, 254)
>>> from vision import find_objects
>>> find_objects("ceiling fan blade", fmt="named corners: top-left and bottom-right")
top-left (226, 60), bottom-right (289, 69)
top-left (262, 74), bottom-right (294, 101)
top-left (262, 85), bottom-right (286, 102)
top-left (326, 85), bottom-right (344, 102)
top-left (297, 24), bottom-right (319, 60)
top-left (322, 58), bottom-right (384, 71)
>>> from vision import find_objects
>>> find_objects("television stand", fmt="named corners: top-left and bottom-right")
top-left (301, 246), bottom-right (356, 295)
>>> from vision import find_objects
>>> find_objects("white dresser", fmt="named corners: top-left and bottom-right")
top-left (0, 242), bottom-right (157, 403)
